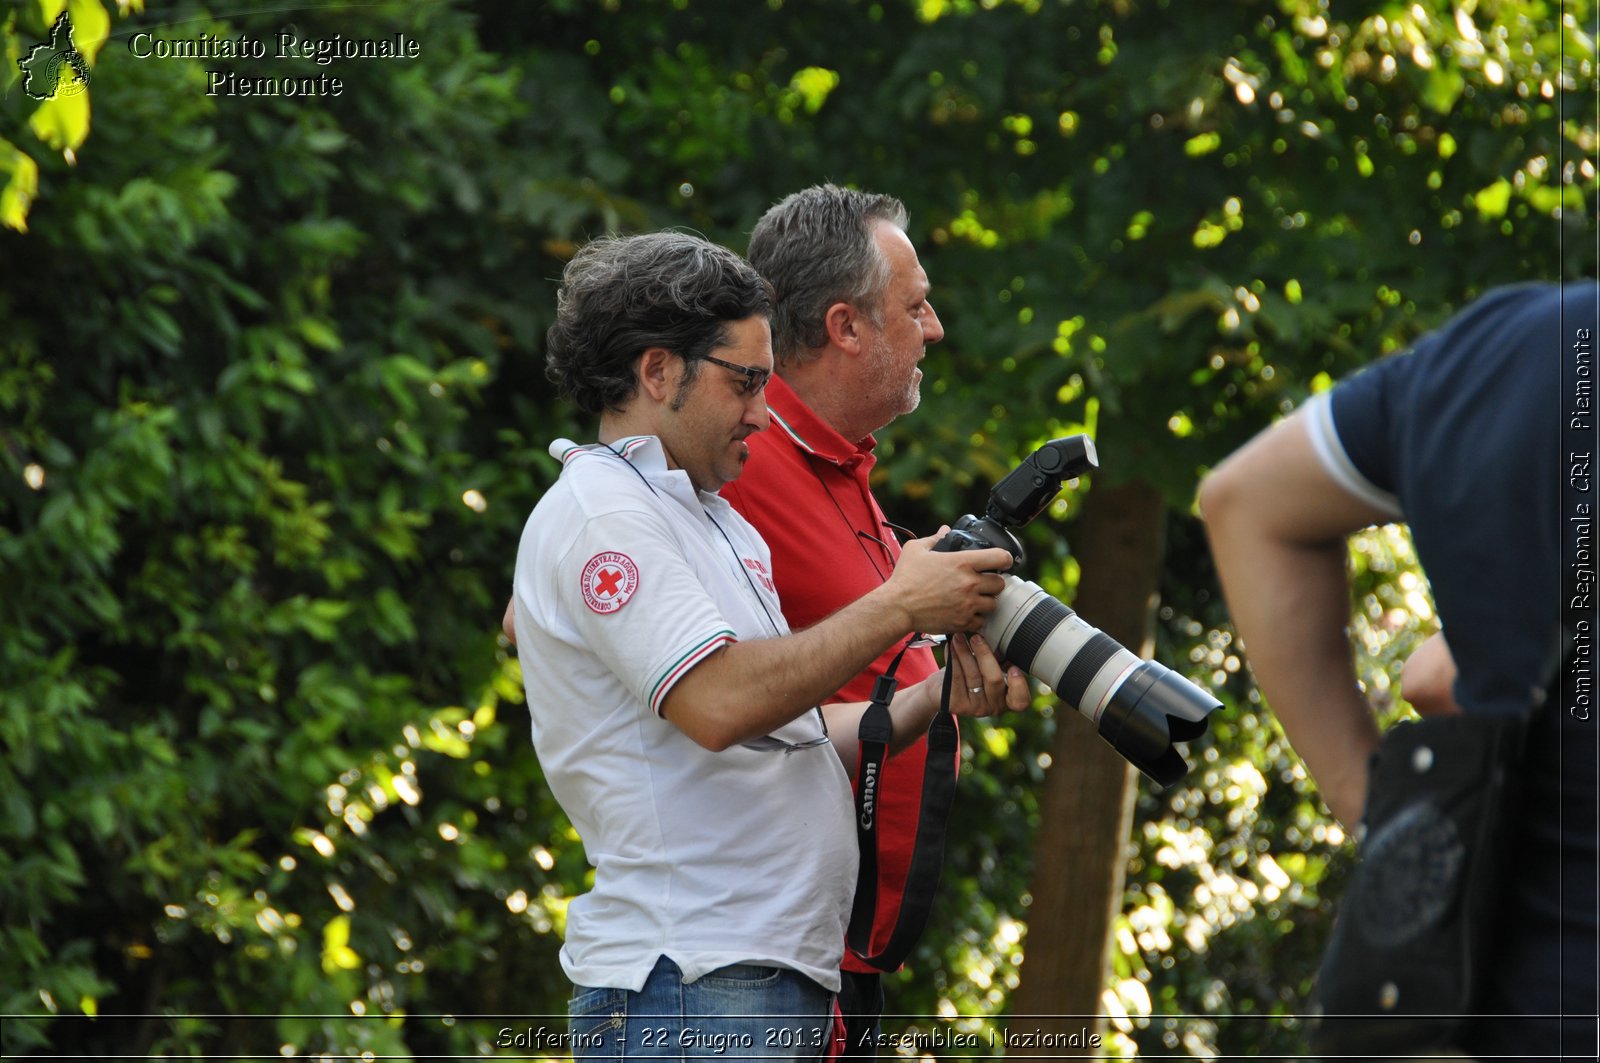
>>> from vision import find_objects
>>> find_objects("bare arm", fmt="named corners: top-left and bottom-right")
top-left (1198, 413), bottom-right (1397, 826)
top-left (823, 632), bottom-right (1032, 773)
top-left (1401, 631), bottom-right (1462, 717)
top-left (659, 534), bottom-right (1014, 752)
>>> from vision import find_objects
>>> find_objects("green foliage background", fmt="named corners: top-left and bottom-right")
top-left (1, 0), bottom-right (1594, 1058)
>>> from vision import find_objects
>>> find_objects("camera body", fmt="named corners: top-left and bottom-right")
top-left (933, 514), bottom-right (1024, 563)
top-left (936, 435), bottom-right (1220, 787)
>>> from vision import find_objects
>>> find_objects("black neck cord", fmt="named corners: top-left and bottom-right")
top-left (599, 440), bottom-right (785, 638)
top-left (804, 452), bottom-right (897, 583)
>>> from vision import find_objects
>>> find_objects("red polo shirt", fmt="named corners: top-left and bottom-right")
top-left (722, 375), bottom-right (941, 973)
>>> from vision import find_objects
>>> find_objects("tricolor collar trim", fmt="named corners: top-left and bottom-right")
top-left (765, 377), bottom-right (877, 468)
top-left (553, 436), bottom-right (657, 466)
top-left (769, 410), bottom-right (819, 457)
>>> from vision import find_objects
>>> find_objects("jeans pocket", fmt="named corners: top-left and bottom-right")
top-left (698, 962), bottom-right (781, 988)
top-left (684, 966), bottom-right (832, 1061)
top-left (568, 985), bottom-right (626, 1058)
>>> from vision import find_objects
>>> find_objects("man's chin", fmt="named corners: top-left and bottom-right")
top-left (715, 448), bottom-right (750, 487)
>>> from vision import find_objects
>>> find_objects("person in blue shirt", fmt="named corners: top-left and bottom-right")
top-left (1199, 281), bottom-right (1598, 1057)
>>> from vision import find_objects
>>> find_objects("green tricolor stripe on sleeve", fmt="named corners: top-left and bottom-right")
top-left (648, 629), bottom-right (738, 716)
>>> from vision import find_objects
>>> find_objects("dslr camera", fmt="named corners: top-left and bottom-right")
top-left (934, 436), bottom-right (1220, 787)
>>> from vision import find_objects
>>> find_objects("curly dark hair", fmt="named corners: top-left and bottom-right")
top-left (545, 232), bottom-right (773, 415)
top-left (746, 185), bottom-right (909, 367)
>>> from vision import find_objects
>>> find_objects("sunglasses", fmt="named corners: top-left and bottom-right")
top-left (698, 353), bottom-right (771, 396)
top-left (740, 705), bottom-right (830, 754)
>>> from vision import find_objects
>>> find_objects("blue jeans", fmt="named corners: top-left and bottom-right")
top-left (569, 956), bottom-right (834, 1061)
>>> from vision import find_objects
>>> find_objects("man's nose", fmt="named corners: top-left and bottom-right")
top-left (746, 391), bottom-right (770, 432)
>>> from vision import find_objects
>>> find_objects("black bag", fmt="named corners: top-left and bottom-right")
top-left (1308, 708), bottom-right (1530, 1056)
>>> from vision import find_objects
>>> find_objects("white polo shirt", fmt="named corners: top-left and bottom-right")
top-left (511, 436), bottom-right (857, 993)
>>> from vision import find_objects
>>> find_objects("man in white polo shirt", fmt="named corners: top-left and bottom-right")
top-left (509, 231), bottom-right (1023, 1059)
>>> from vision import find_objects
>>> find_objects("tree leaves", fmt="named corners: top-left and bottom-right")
top-left (1, 0), bottom-right (1593, 1057)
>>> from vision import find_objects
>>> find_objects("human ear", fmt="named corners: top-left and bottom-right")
top-left (637, 347), bottom-right (680, 402)
top-left (824, 302), bottom-right (865, 357)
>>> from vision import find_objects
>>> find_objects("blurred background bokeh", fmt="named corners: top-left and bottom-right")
top-left (2, 0), bottom-right (1594, 1057)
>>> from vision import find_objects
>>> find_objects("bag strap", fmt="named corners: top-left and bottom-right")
top-left (847, 641), bottom-right (959, 971)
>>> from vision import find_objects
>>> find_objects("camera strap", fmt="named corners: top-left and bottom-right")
top-left (848, 640), bottom-right (959, 971)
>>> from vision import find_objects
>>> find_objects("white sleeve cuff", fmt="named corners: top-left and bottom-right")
top-left (1302, 391), bottom-right (1403, 519)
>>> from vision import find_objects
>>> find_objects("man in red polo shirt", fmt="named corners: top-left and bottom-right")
top-left (725, 185), bottom-right (1028, 1059)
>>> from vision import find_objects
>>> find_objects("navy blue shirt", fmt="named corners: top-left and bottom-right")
top-left (1308, 281), bottom-right (1598, 1053)
top-left (1312, 283), bottom-right (1567, 717)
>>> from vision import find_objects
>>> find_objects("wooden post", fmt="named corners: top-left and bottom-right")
top-left (1007, 478), bottom-right (1168, 1055)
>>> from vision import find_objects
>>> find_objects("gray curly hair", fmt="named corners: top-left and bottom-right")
top-left (746, 185), bottom-right (909, 368)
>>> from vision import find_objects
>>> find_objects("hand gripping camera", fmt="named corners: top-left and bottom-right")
top-left (934, 436), bottom-right (1221, 787)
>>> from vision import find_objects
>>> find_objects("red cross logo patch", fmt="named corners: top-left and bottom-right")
top-left (581, 552), bottom-right (639, 614)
